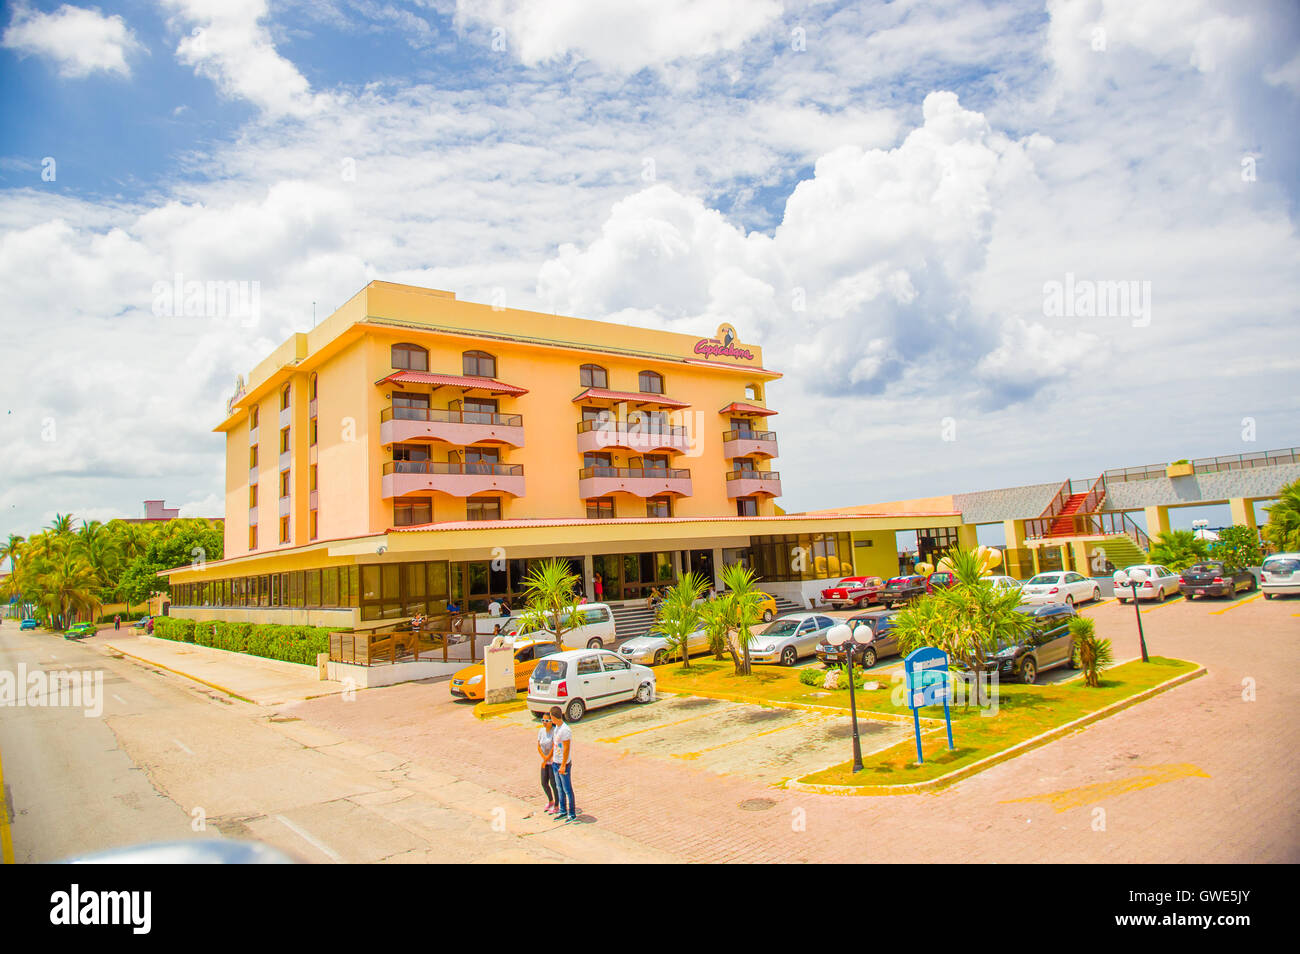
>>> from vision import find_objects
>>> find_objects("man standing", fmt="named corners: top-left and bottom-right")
top-left (548, 705), bottom-right (577, 823)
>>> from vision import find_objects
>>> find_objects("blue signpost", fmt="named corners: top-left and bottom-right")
top-left (903, 647), bottom-right (955, 764)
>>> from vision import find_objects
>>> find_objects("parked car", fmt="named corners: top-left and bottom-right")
top-left (816, 609), bottom-right (900, 668)
top-left (1261, 553), bottom-right (1300, 599)
top-left (819, 576), bottom-right (885, 610)
top-left (1021, 571), bottom-right (1101, 607)
top-left (526, 648), bottom-right (655, 722)
top-left (1113, 564), bottom-right (1180, 603)
top-left (64, 622), bottom-right (96, 640)
top-left (449, 637), bottom-right (560, 700)
top-left (928, 571), bottom-right (958, 590)
top-left (19, 618), bottom-right (38, 631)
top-left (619, 625), bottom-right (710, 665)
top-left (982, 575), bottom-right (1025, 597)
top-left (1179, 562), bottom-right (1257, 600)
top-left (756, 591), bottom-right (778, 622)
top-left (879, 575), bottom-right (932, 608)
top-left (507, 602), bottom-right (616, 649)
top-left (749, 613), bottom-right (838, 666)
top-left (135, 616), bottom-right (153, 631)
top-left (971, 603), bottom-right (1077, 685)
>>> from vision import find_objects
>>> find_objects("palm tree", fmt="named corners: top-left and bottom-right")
top-left (717, 563), bottom-right (764, 676)
top-left (697, 596), bottom-right (731, 660)
top-left (1068, 616), bottom-right (1114, 688)
top-left (47, 513), bottom-right (75, 536)
top-left (891, 547), bottom-right (1034, 706)
top-left (1263, 478), bottom-right (1300, 553)
top-left (0, 533), bottom-right (24, 574)
top-left (651, 572), bottom-right (707, 667)
top-left (38, 551), bottom-right (100, 629)
top-left (1147, 530), bottom-right (1210, 571)
top-left (519, 558), bottom-right (585, 651)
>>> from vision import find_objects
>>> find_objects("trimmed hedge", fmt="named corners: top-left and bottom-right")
top-left (153, 616), bottom-right (339, 666)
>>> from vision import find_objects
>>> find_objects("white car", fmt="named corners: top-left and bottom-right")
top-left (982, 575), bottom-right (1025, 597)
top-left (1113, 564), bottom-right (1180, 603)
top-left (526, 648), bottom-right (655, 722)
top-left (748, 613), bottom-right (838, 666)
top-left (1261, 553), bottom-right (1300, 598)
top-left (1021, 571), bottom-right (1101, 607)
top-left (508, 602), bottom-right (617, 649)
top-left (618, 625), bottom-right (709, 665)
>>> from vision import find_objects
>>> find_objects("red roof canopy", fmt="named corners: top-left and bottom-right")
top-left (572, 387), bottom-right (689, 409)
top-left (719, 401), bottom-right (777, 417)
top-left (379, 371), bottom-right (528, 395)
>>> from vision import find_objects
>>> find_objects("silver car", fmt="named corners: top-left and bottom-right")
top-left (1262, 553), bottom-right (1300, 598)
top-left (748, 613), bottom-right (838, 666)
top-left (619, 625), bottom-right (710, 665)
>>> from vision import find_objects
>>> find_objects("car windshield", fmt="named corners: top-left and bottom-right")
top-left (1263, 558), bottom-right (1299, 573)
top-left (1027, 574), bottom-right (1060, 585)
top-left (836, 579), bottom-right (859, 587)
top-left (763, 619), bottom-right (800, 637)
top-left (886, 577), bottom-right (909, 586)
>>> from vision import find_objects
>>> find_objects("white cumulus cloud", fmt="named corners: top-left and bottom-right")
top-left (2, 3), bottom-right (143, 78)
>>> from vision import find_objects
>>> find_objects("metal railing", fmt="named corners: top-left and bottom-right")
top-left (1037, 479), bottom-right (1072, 520)
top-left (722, 429), bottom-right (777, 443)
top-left (382, 407), bottom-right (523, 427)
top-left (1103, 447), bottom-right (1300, 482)
top-left (1025, 511), bottom-right (1151, 549)
top-left (726, 470), bottom-right (781, 481)
top-left (579, 466), bottom-right (690, 480)
top-left (383, 460), bottom-right (523, 476)
top-left (576, 419), bottom-right (688, 437)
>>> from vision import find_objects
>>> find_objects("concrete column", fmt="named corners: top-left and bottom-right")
top-left (1228, 497), bottom-right (1257, 530)
top-left (711, 547), bottom-right (724, 590)
top-left (670, 550), bottom-right (683, 581)
top-left (1071, 541), bottom-right (1091, 576)
top-left (582, 553), bottom-right (595, 600)
top-left (956, 523), bottom-right (979, 551)
top-left (1143, 505), bottom-right (1171, 540)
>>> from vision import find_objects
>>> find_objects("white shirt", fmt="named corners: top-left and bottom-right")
top-left (488, 600), bottom-right (502, 617)
top-left (551, 722), bottom-right (572, 765)
top-left (537, 725), bottom-right (554, 756)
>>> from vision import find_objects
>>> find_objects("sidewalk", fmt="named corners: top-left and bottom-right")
top-left (100, 634), bottom-right (349, 706)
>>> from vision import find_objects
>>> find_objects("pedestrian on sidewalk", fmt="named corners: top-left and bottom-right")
top-left (113, 614), bottom-right (120, 631)
top-left (593, 573), bottom-right (603, 602)
top-left (549, 705), bottom-right (577, 823)
top-left (538, 713), bottom-right (558, 814)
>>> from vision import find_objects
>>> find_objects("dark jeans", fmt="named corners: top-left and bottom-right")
top-left (553, 762), bottom-right (575, 818)
top-left (541, 760), bottom-right (556, 802)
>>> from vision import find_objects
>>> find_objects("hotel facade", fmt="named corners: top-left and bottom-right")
top-left (163, 281), bottom-right (963, 629)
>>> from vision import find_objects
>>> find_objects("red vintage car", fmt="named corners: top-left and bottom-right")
top-left (819, 576), bottom-right (886, 609)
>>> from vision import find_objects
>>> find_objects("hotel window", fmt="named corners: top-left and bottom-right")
top-left (280, 427), bottom-right (290, 454)
top-left (249, 526), bottom-right (258, 550)
top-left (646, 496), bottom-right (673, 518)
top-left (733, 457), bottom-right (758, 475)
top-left (309, 417), bottom-right (317, 446)
top-left (280, 516), bottom-right (290, 544)
top-left (638, 370), bottom-right (664, 394)
top-left (466, 497), bottom-right (501, 521)
top-left (745, 383), bottom-right (762, 402)
top-left (586, 498), bottom-right (614, 519)
top-left (309, 373), bottom-right (317, 401)
top-left (392, 343), bottom-right (428, 371)
top-left (462, 350), bottom-right (496, 378)
top-left (309, 510), bottom-right (318, 541)
top-left (461, 396), bottom-right (498, 418)
top-left (583, 451), bottom-right (612, 470)
top-left (249, 444), bottom-right (258, 468)
top-left (394, 498), bottom-right (433, 527)
top-left (249, 484), bottom-right (258, 507)
top-left (280, 385), bottom-right (291, 411)
top-left (393, 392), bottom-right (430, 420)
top-left (280, 470), bottom-right (291, 497)
top-left (640, 454), bottom-right (669, 472)
top-left (580, 364), bottom-right (608, 389)
top-left (250, 406), bottom-right (259, 428)
top-left (310, 464), bottom-right (318, 491)
top-left (464, 447), bottom-right (499, 470)
top-left (736, 498), bottom-right (758, 517)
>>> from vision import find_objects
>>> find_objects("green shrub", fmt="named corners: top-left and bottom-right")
top-left (798, 668), bottom-right (825, 687)
top-left (151, 618), bottom-right (335, 665)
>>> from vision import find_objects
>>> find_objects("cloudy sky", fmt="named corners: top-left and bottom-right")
top-left (1, 0), bottom-right (1298, 549)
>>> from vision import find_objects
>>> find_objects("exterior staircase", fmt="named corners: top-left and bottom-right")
top-left (608, 593), bottom-right (803, 641)
top-left (1048, 492), bottom-right (1091, 536)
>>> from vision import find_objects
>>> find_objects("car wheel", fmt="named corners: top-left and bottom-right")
top-left (586, 637), bottom-right (602, 649)
top-left (780, 646), bottom-right (798, 667)
top-left (1092, 587), bottom-right (1101, 603)
top-left (1019, 658), bottom-right (1037, 685)
top-left (1264, 592), bottom-right (1274, 600)
top-left (565, 699), bottom-right (586, 722)
top-left (763, 610), bottom-right (773, 622)
top-left (861, 647), bottom-right (877, 668)
top-left (1065, 595), bottom-right (1074, 607)
top-left (1248, 576), bottom-right (1257, 592)
top-left (1117, 597), bottom-right (1127, 604)
top-left (1156, 588), bottom-right (1165, 601)
top-left (635, 682), bottom-right (654, 704)
top-left (653, 649), bottom-right (666, 665)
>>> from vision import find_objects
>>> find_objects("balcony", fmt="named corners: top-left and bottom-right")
top-left (279, 450), bottom-right (291, 471)
top-left (577, 466), bottom-right (692, 499)
top-left (248, 426), bottom-right (258, 446)
top-left (278, 495), bottom-right (291, 517)
top-left (249, 466), bottom-right (258, 485)
top-left (381, 460), bottom-right (525, 499)
top-left (722, 428), bottom-right (778, 459)
top-left (308, 398), bottom-right (317, 418)
top-left (248, 506), bottom-right (258, 526)
top-left (725, 470), bottom-right (782, 498)
top-left (279, 406), bottom-right (291, 428)
top-left (309, 489), bottom-right (319, 510)
top-left (380, 407), bottom-right (525, 448)
top-left (576, 420), bottom-right (692, 455)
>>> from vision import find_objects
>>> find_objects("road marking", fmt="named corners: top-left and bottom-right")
top-left (274, 814), bottom-right (341, 862)
top-left (1000, 763), bottom-right (1210, 813)
top-left (599, 707), bottom-right (721, 744)
top-left (1210, 593), bottom-right (1264, 615)
top-left (673, 712), bottom-right (824, 760)
top-left (0, 749), bottom-right (13, 864)
top-left (173, 739), bottom-right (193, 755)
top-left (112, 694), bottom-right (125, 705)
top-left (1090, 599), bottom-right (1117, 608)
top-left (1141, 596), bottom-right (1185, 614)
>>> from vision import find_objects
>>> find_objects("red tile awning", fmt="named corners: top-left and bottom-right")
top-left (378, 371), bottom-right (528, 396)
top-left (719, 401), bottom-right (777, 417)
top-left (572, 387), bottom-right (689, 409)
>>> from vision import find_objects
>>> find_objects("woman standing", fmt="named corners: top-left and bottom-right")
top-left (538, 713), bottom-right (558, 814)
top-left (593, 572), bottom-right (603, 602)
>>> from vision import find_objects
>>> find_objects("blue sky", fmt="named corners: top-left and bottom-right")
top-left (1, 0), bottom-right (1298, 550)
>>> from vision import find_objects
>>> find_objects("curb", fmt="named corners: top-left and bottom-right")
top-left (784, 663), bottom-right (1206, 797)
top-left (103, 642), bottom-right (257, 705)
top-left (474, 698), bottom-right (528, 719)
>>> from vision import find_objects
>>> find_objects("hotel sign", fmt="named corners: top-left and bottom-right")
top-left (693, 323), bottom-right (755, 362)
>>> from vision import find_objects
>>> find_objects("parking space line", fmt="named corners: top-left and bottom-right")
top-left (1141, 597), bottom-right (1185, 614)
top-left (598, 707), bottom-right (721, 744)
top-left (673, 712), bottom-right (825, 760)
top-left (1210, 593), bottom-right (1264, 615)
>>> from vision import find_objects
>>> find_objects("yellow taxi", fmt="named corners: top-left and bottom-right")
top-left (449, 638), bottom-right (560, 701)
top-left (757, 591), bottom-right (777, 622)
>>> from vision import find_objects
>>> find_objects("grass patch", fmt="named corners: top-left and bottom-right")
top-left (655, 657), bottom-right (898, 710)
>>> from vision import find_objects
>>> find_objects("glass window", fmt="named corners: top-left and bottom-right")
top-left (467, 497), bottom-right (501, 521)
top-left (280, 385), bottom-right (290, 410)
top-left (638, 370), bottom-right (664, 394)
top-left (736, 498), bottom-right (758, 517)
top-left (394, 498), bottom-right (432, 527)
top-left (580, 364), bottom-right (608, 389)
top-left (646, 496), bottom-right (672, 518)
top-left (601, 654), bottom-right (630, 671)
top-left (462, 350), bottom-right (496, 378)
top-left (392, 343), bottom-right (428, 371)
top-left (576, 655), bottom-right (602, 675)
top-left (586, 498), bottom-right (614, 519)
top-left (323, 568), bottom-right (339, 606)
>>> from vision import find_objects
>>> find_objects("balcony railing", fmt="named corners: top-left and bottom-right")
top-left (383, 461), bottom-right (523, 477)
top-left (577, 419), bottom-right (688, 438)
top-left (1102, 446), bottom-right (1300, 483)
top-left (579, 466), bottom-right (689, 480)
top-left (722, 429), bottom-right (777, 443)
top-left (1025, 511), bottom-right (1151, 549)
top-left (726, 470), bottom-right (781, 482)
top-left (382, 407), bottom-right (523, 427)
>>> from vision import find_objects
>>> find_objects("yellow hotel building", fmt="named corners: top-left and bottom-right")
top-left (163, 281), bottom-right (961, 628)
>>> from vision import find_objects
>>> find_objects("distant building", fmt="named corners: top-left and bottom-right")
top-left (122, 500), bottom-right (222, 524)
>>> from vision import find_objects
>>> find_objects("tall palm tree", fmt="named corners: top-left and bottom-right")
top-left (717, 563), bottom-right (763, 676)
top-left (0, 533), bottom-right (24, 574)
top-left (47, 513), bottom-right (75, 536)
top-left (1263, 478), bottom-right (1300, 553)
top-left (38, 551), bottom-right (100, 629)
top-left (651, 572), bottom-right (707, 667)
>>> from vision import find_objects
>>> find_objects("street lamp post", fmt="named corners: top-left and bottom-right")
top-left (825, 623), bottom-right (864, 772)
top-left (1115, 568), bottom-right (1151, 662)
